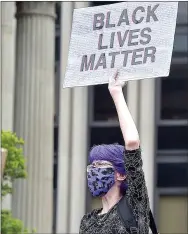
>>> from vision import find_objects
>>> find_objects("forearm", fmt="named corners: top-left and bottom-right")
top-left (111, 91), bottom-right (139, 150)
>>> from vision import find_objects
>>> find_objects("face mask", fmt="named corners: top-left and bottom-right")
top-left (87, 166), bottom-right (115, 197)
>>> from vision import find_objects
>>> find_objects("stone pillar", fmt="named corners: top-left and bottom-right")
top-left (56, 2), bottom-right (89, 233)
top-left (1, 2), bottom-right (16, 131)
top-left (1, 1), bottom-right (16, 210)
top-left (139, 79), bottom-right (156, 213)
top-left (69, 4), bottom-right (89, 233)
top-left (56, 2), bottom-right (73, 233)
top-left (127, 81), bottom-right (140, 127)
top-left (12, 2), bottom-right (55, 232)
top-left (69, 80), bottom-right (88, 234)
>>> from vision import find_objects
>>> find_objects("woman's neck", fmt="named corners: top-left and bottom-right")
top-left (100, 187), bottom-right (122, 214)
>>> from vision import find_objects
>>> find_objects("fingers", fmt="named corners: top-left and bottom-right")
top-left (119, 81), bottom-right (126, 87)
top-left (113, 69), bottom-right (119, 81)
top-left (109, 70), bottom-right (127, 87)
top-left (109, 69), bottom-right (118, 84)
top-left (109, 75), bottom-right (114, 84)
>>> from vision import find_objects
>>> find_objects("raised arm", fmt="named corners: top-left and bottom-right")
top-left (108, 72), bottom-right (150, 233)
top-left (108, 71), bottom-right (139, 150)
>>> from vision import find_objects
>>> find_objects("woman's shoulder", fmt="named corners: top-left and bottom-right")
top-left (80, 208), bottom-right (101, 232)
top-left (81, 208), bottom-right (101, 223)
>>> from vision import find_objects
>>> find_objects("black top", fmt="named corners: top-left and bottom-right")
top-left (79, 148), bottom-right (150, 234)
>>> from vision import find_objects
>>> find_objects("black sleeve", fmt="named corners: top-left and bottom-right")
top-left (124, 148), bottom-right (150, 233)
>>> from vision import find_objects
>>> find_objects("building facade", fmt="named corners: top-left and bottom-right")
top-left (1, 1), bottom-right (188, 234)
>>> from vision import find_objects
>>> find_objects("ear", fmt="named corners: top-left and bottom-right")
top-left (115, 172), bottom-right (126, 182)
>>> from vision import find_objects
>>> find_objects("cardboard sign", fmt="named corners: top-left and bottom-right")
top-left (63, 2), bottom-right (178, 88)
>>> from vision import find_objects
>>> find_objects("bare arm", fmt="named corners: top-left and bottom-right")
top-left (108, 72), bottom-right (139, 150)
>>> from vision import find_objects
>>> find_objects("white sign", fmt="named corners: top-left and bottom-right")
top-left (63, 2), bottom-right (178, 88)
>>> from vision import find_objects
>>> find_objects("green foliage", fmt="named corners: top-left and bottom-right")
top-left (1, 130), bottom-right (27, 197)
top-left (1, 131), bottom-right (35, 233)
top-left (1, 210), bottom-right (36, 234)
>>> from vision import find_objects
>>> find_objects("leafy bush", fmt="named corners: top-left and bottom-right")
top-left (1, 131), bottom-right (35, 234)
top-left (1, 131), bottom-right (27, 197)
top-left (1, 210), bottom-right (35, 234)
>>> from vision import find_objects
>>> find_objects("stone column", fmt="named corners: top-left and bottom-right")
top-left (139, 79), bottom-right (156, 213)
top-left (127, 81), bottom-right (140, 127)
top-left (12, 2), bottom-right (55, 232)
top-left (1, 1), bottom-right (16, 210)
top-left (69, 84), bottom-right (88, 233)
top-left (56, 2), bottom-right (73, 233)
top-left (56, 2), bottom-right (89, 233)
top-left (1, 2), bottom-right (16, 131)
top-left (68, 3), bottom-right (89, 232)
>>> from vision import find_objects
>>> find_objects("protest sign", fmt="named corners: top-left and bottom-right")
top-left (63, 2), bottom-right (178, 88)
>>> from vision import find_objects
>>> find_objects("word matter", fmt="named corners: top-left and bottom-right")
top-left (80, 46), bottom-right (156, 71)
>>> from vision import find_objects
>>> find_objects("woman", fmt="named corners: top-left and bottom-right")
top-left (79, 72), bottom-right (158, 234)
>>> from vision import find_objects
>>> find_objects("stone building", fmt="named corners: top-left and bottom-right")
top-left (1, 1), bottom-right (188, 234)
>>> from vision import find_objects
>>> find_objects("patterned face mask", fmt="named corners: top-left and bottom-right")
top-left (87, 166), bottom-right (115, 197)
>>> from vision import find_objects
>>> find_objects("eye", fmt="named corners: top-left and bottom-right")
top-left (92, 171), bottom-right (98, 176)
top-left (101, 170), bottom-right (108, 175)
top-left (101, 176), bottom-right (110, 181)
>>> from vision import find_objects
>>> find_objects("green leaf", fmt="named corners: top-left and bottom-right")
top-left (1, 131), bottom-right (27, 198)
top-left (1, 210), bottom-right (36, 234)
top-left (1, 131), bottom-right (35, 233)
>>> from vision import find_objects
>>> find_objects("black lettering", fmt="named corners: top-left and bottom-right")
top-left (143, 46), bottom-right (156, 63)
top-left (110, 32), bottom-right (115, 48)
top-left (117, 30), bottom-right (129, 47)
top-left (146, 4), bottom-right (159, 22)
top-left (121, 50), bottom-right (133, 67)
top-left (131, 48), bottom-right (144, 65)
top-left (106, 11), bottom-right (115, 28)
top-left (109, 52), bottom-right (120, 68)
top-left (117, 9), bottom-right (130, 26)
top-left (140, 27), bottom-right (152, 45)
top-left (94, 53), bottom-right (107, 70)
top-left (128, 29), bottom-right (140, 46)
top-left (93, 13), bottom-right (105, 30)
top-left (132, 6), bottom-right (145, 24)
top-left (80, 54), bottom-right (95, 72)
top-left (98, 34), bottom-right (108, 50)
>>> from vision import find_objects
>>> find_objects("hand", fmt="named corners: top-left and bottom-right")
top-left (108, 70), bottom-right (126, 97)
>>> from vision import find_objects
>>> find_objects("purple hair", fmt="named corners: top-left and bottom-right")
top-left (89, 144), bottom-right (128, 195)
